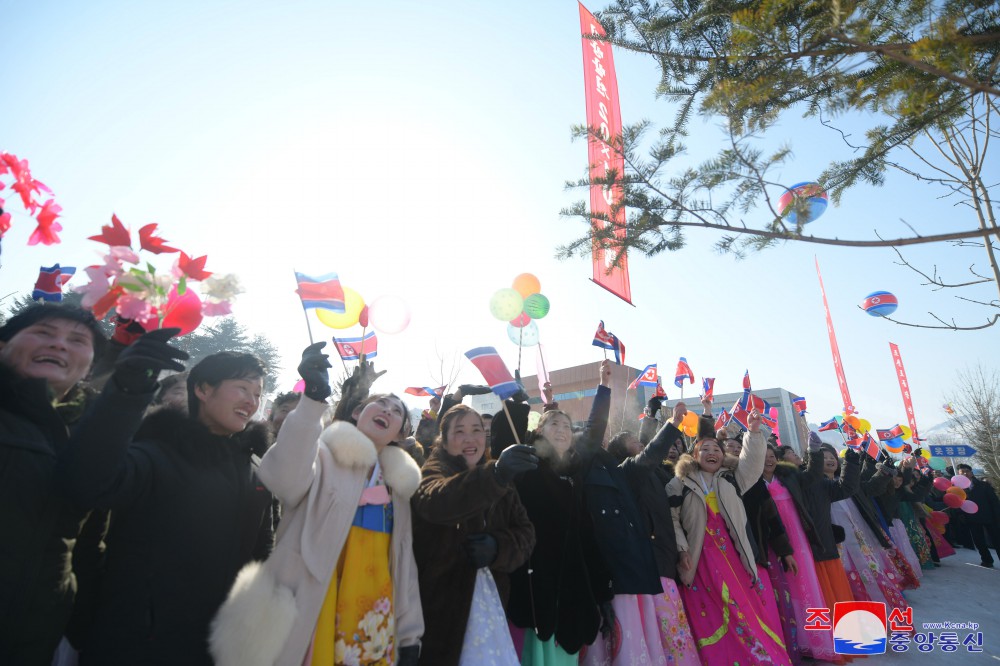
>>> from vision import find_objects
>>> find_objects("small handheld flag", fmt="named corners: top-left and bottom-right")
top-left (876, 425), bottom-right (905, 441)
top-left (32, 264), bottom-right (75, 302)
top-left (818, 417), bottom-right (840, 432)
top-left (742, 369), bottom-right (751, 392)
top-left (294, 271), bottom-right (346, 312)
top-left (792, 396), bottom-right (807, 416)
top-left (714, 408), bottom-right (730, 431)
top-left (629, 364), bottom-right (658, 390)
top-left (464, 347), bottom-right (521, 399)
top-left (333, 331), bottom-right (377, 361)
top-left (592, 320), bottom-right (626, 364)
top-left (702, 377), bottom-right (715, 400)
top-left (405, 386), bottom-right (445, 398)
top-left (654, 379), bottom-right (666, 398)
top-left (674, 357), bottom-right (694, 389)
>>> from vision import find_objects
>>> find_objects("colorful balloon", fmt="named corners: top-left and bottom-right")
top-left (527, 410), bottom-right (541, 431)
top-left (928, 457), bottom-right (947, 471)
top-left (861, 291), bottom-right (898, 317)
top-left (884, 437), bottom-right (905, 454)
top-left (682, 412), bottom-right (700, 431)
top-left (523, 293), bottom-right (550, 319)
top-left (857, 419), bottom-right (871, 434)
top-left (899, 425), bottom-right (912, 440)
top-left (509, 312), bottom-right (531, 328)
top-left (943, 492), bottom-right (963, 509)
top-left (490, 288), bottom-right (523, 321)
top-left (844, 415), bottom-right (860, 428)
top-left (316, 287), bottom-right (365, 329)
top-left (946, 487), bottom-right (967, 501)
top-left (929, 510), bottom-right (949, 525)
top-left (507, 320), bottom-right (539, 347)
top-left (368, 295), bottom-right (411, 334)
top-left (961, 500), bottom-right (979, 514)
top-left (292, 379), bottom-right (305, 393)
top-left (932, 477), bottom-right (952, 492)
top-left (512, 273), bottom-right (541, 298)
top-left (777, 181), bottom-right (828, 225)
top-left (950, 474), bottom-right (972, 490)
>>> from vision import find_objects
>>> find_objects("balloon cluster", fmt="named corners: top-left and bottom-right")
top-left (489, 273), bottom-right (550, 347)
top-left (316, 287), bottom-right (411, 334)
top-left (934, 474), bottom-right (978, 514)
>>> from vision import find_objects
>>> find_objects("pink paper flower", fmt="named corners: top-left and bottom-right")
top-left (201, 300), bottom-right (232, 316)
top-left (75, 266), bottom-right (112, 309)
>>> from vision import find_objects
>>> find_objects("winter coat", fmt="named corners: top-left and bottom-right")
top-left (62, 384), bottom-right (274, 666)
top-left (964, 477), bottom-right (1000, 525)
top-left (209, 397), bottom-right (423, 666)
top-left (797, 449), bottom-right (860, 561)
top-left (411, 446), bottom-right (535, 666)
top-left (850, 455), bottom-right (895, 547)
top-left (621, 420), bottom-right (684, 579)
top-left (506, 386), bottom-right (615, 654)
top-left (742, 478), bottom-right (793, 566)
top-left (876, 470), bottom-right (931, 522)
top-left (0, 364), bottom-right (106, 665)
top-left (667, 429), bottom-right (766, 587)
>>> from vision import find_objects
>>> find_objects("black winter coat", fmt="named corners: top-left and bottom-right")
top-left (964, 477), bottom-right (1000, 525)
top-left (742, 478), bottom-right (793, 566)
top-left (798, 449), bottom-right (860, 561)
top-left (854, 456), bottom-right (895, 548)
top-left (61, 385), bottom-right (274, 666)
top-left (0, 365), bottom-right (106, 665)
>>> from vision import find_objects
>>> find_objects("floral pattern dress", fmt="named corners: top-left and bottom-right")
top-left (309, 464), bottom-right (395, 666)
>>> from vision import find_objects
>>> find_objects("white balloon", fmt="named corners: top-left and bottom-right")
top-left (507, 320), bottom-right (539, 347)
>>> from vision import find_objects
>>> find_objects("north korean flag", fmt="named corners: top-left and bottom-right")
top-left (629, 364), bottom-right (658, 390)
top-left (295, 271), bottom-right (346, 312)
top-left (32, 264), bottom-right (75, 302)
top-left (674, 357), bottom-right (694, 389)
top-left (465, 347), bottom-right (520, 399)
top-left (333, 331), bottom-right (376, 361)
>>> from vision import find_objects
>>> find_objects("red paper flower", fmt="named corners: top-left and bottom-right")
top-left (0, 210), bottom-right (10, 236)
top-left (89, 214), bottom-right (132, 247)
top-left (27, 199), bottom-right (63, 245)
top-left (138, 223), bottom-right (179, 254)
top-left (176, 251), bottom-right (212, 280)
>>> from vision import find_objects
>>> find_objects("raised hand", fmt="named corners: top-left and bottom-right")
top-left (671, 402), bottom-right (688, 427)
top-left (114, 328), bottom-right (188, 394)
top-left (599, 359), bottom-right (612, 387)
top-left (747, 409), bottom-right (762, 433)
top-left (494, 444), bottom-right (539, 484)
top-left (298, 341), bottom-right (332, 401)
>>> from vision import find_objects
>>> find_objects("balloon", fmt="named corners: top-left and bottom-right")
top-left (777, 181), bottom-right (828, 225)
top-left (961, 500), bottom-right (979, 514)
top-left (292, 379), bottom-right (305, 394)
top-left (682, 412), bottom-right (700, 431)
top-left (932, 477), bottom-right (953, 492)
top-left (884, 437), bottom-right (905, 454)
top-left (523, 293), bottom-right (551, 319)
top-left (844, 415), bottom-right (860, 428)
top-left (946, 486), bottom-right (967, 501)
top-left (490, 288), bottom-right (523, 321)
top-left (839, 448), bottom-right (847, 458)
top-left (951, 474), bottom-right (972, 490)
top-left (681, 424), bottom-right (698, 437)
top-left (512, 273), bottom-right (541, 298)
top-left (928, 457), bottom-right (947, 470)
top-left (507, 320), bottom-right (539, 347)
top-left (358, 305), bottom-right (369, 328)
top-left (857, 419), bottom-right (871, 434)
top-left (834, 415), bottom-right (844, 425)
top-left (943, 492), bottom-right (963, 509)
top-left (527, 410), bottom-right (541, 431)
top-left (316, 287), bottom-right (365, 329)
top-left (861, 291), bottom-right (898, 317)
top-left (920, 448), bottom-right (932, 460)
top-left (509, 312), bottom-right (531, 328)
top-left (368, 295), bottom-right (411, 334)
top-left (899, 425), bottom-right (912, 440)
top-left (152, 286), bottom-right (203, 336)
top-left (929, 510), bottom-right (949, 525)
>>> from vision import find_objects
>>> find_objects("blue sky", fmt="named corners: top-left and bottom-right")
top-left (1, 0), bottom-right (994, 434)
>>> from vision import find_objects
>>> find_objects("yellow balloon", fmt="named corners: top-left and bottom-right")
top-left (839, 448), bottom-right (847, 458)
top-left (857, 419), bottom-right (871, 435)
top-left (921, 448), bottom-right (932, 460)
top-left (315, 287), bottom-right (365, 329)
top-left (899, 425), bottom-right (912, 440)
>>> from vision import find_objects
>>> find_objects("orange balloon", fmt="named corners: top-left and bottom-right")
top-left (946, 487), bottom-right (967, 501)
top-left (844, 415), bottom-right (860, 428)
top-left (512, 273), bottom-right (541, 298)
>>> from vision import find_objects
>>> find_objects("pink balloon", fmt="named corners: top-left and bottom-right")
top-left (950, 474), bottom-right (972, 490)
top-left (368, 295), bottom-right (410, 334)
top-left (293, 379), bottom-right (305, 393)
top-left (961, 500), bottom-right (979, 514)
top-left (933, 477), bottom-right (953, 492)
top-left (509, 312), bottom-right (532, 328)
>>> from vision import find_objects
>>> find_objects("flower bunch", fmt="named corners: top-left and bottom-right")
top-left (0, 151), bottom-right (62, 246)
top-left (76, 214), bottom-right (242, 332)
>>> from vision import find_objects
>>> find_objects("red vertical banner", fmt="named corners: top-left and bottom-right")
top-left (815, 258), bottom-right (856, 413)
top-left (889, 342), bottom-right (919, 440)
top-left (579, 3), bottom-right (632, 304)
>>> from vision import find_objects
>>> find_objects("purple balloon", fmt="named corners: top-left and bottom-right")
top-left (961, 500), bottom-right (979, 514)
top-left (951, 474), bottom-right (972, 490)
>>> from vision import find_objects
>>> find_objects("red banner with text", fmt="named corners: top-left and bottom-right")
top-left (889, 342), bottom-right (919, 440)
top-left (579, 2), bottom-right (632, 304)
top-left (816, 258), bottom-right (855, 413)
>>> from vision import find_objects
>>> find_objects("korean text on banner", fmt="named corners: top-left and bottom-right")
top-left (889, 343), bottom-right (920, 441)
top-left (815, 258), bottom-right (855, 413)
top-left (579, 3), bottom-right (631, 304)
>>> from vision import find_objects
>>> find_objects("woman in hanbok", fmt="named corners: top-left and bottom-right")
top-left (668, 408), bottom-right (791, 666)
top-left (411, 404), bottom-right (537, 665)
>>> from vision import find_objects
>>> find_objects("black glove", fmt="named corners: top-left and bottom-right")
top-left (599, 601), bottom-right (617, 638)
top-left (645, 397), bottom-right (662, 418)
top-left (464, 533), bottom-right (498, 569)
top-left (494, 444), bottom-right (539, 484)
top-left (397, 645), bottom-right (419, 666)
top-left (843, 448), bottom-right (860, 466)
top-left (878, 458), bottom-right (898, 477)
top-left (297, 342), bottom-right (332, 401)
top-left (458, 384), bottom-right (492, 396)
top-left (113, 328), bottom-right (188, 394)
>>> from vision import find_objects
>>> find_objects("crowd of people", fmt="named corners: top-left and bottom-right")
top-left (2, 302), bottom-right (998, 666)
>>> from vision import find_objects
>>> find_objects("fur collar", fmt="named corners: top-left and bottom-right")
top-left (674, 452), bottom-right (739, 480)
top-left (773, 461), bottom-right (802, 479)
top-left (136, 407), bottom-right (273, 458)
top-left (320, 421), bottom-right (422, 499)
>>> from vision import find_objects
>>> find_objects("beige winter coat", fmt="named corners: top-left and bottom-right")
top-left (209, 397), bottom-right (423, 666)
top-left (666, 429), bottom-right (765, 587)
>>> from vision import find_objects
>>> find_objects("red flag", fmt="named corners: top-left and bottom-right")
top-left (816, 259), bottom-right (856, 413)
top-left (674, 357), bottom-right (694, 388)
top-left (465, 347), bottom-right (520, 399)
top-left (654, 379), bottom-right (666, 398)
top-left (889, 343), bottom-right (920, 442)
top-left (579, 3), bottom-right (631, 304)
top-left (702, 377), bottom-right (715, 400)
top-left (742, 369), bottom-right (751, 392)
top-left (714, 409), bottom-right (730, 431)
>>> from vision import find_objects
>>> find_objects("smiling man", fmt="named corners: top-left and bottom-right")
top-left (61, 329), bottom-right (276, 666)
top-left (0, 304), bottom-right (108, 665)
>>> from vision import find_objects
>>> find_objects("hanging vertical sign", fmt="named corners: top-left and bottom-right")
top-left (889, 342), bottom-right (920, 441)
top-left (578, 2), bottom-right (632, 304)
top-left (815, 258), bottom-right (856, 413)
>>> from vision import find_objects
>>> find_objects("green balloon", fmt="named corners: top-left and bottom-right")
top-left (489, 288), bottom-right (523, 322)
top-left (928, 457), bottom-right (947, 471)
top-left (523, 293), bottom-right (550, 319)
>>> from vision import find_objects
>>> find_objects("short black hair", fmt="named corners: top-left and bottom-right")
top-left (0, 303), bottom-right (108, 361)
top-left (957, 463), bottom-right (973, 473)
top-left (187, 352), bottom-right (265, 418)
top-left (607, 430), bottom-right (634, 463)
top-left (269, 391), bottom-right (301, 420)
